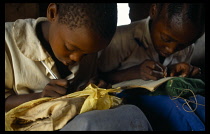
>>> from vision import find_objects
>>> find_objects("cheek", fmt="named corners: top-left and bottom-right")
top-left (50, 41), bottom-right (69, 60)
top-left (56, 47), bottom-right (70, 59)
top-left (151, 29), bottom-right (161, 47)
top-left (152, 34), bottom-right (163, 49)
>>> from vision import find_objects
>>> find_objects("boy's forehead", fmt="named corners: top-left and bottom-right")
top-left (156, 3), bottom-right (204, 42)
top-left (163, 21), bottom-right (200, 44)
top-left (62, 26), bottom-right (108, 53)
top-left (159, 9), bottom-right (191, 32)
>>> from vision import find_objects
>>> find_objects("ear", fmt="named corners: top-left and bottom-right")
top-left (149, 4), bottom-right (158, 20)
top-left (46, 3), bottom-right (58, 22)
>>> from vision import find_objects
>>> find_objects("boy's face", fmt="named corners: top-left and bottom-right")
top-left (46, 3), bottom-right (109, 66)
top-left (48, 23), bottom-right (108, 66)
top-left (149, 4), bottom-right (203, 57)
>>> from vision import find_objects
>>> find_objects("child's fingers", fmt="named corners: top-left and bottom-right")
top-left (154, 63), bottom-right (164, 72)
top-left (152, 70), bottom-right (164, 78)
top-left (190, 66), bottom-right (200, 76)
top-left (45, 83), bottom-right (67, 95)
top-left (169, 64), bottom-right (190, 77)
top-left (145, 60), bottom-right (166, 76)
top-left (155, 63), bottom-right (167, 77)
top-left (142, 67), bottom-right (158, 80)
top-left (144, 60), bottom-right (156, 69)
top-left (179, 65), bottom-right (192, 77)
top-left (169, 65), bottom-right (180, 77)
top-left (144, 72), bottom-right (158, 80)
top-left (49, 79), bottom-right (69, 88)
top-left (142, 60), bottom-right (166, 79)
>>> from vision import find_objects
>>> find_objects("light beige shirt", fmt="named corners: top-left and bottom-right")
top-left (98, 16), bottom-right (194, 72)
top-left (5, 17), bottom-right (98, 99)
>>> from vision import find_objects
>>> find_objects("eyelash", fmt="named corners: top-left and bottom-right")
top-left (161, 35), bottom-right (172, 43)
top-left (65, 44), bottom-right (74, 52)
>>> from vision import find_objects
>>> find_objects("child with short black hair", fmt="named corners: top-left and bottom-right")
top-left (5, 3), bottom-right (117, 112)
top-left (98, 3), bottom-right (204, 83)
top-left (98, 3), bottom-right (205, 131)
top-left (5, 3), bottom-right (152, 131)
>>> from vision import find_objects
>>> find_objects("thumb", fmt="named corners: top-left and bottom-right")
top-left (190, 66), bottom-right (201, 77)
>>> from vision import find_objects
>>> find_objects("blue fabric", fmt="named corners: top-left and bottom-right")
top-left (117, 93), bottom-right (205, 131)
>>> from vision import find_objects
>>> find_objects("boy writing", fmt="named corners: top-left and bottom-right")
top-left (5, 3), bottom-right (152, 131)
top-left (98, 3), bottom-right (204, 83)
top-left (98, 3), bottom-right (205, 131)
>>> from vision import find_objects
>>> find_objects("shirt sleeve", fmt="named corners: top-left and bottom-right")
top-left (98, 27), bottom-right (135, 72)
top-left (169, 44), bottom-right (195, 66)
top-left (182, 44), bottom-right (194, 64)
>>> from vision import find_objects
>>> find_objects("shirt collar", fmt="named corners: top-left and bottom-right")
top-left (13, 17), bottom-right (50, 61)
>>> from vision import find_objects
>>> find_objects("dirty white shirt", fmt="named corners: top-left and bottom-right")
top-left (5, 17), bottom-right (98, 99)
top-left (98, 16), bottom-right (194, 72)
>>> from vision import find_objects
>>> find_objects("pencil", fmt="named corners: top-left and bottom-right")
top-left (41, 60), bottom-right (58, 79)
top-left (155, 63), bottom-right (167, 77)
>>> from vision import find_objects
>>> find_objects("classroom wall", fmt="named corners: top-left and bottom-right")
top-left (5, 3), bottom-right (39, 22)
top-left (5, 3), bottom-right (49, 22)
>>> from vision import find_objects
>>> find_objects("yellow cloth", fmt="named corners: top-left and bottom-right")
top-left (5, 84), bottom-right (122, 131)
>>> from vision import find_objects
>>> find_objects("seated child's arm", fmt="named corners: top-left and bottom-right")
top-left (77, 75), bottom-right (112, 91)
top-left (99, 59), bottom-right (167, 84)
top-left (168, 62), bottom-right (201, 77)
top-left (5, 79), bottom-right (68, 112)
top-left (5, 92), bottom-right (42, 112)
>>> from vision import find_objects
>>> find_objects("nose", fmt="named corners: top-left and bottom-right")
top-left (69, 52), bottom-right (84, 62)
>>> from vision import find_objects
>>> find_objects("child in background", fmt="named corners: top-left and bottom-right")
top-left (98, 3), bottom-right (205, 131)
top-left (98, 3), bottom-right (204, 83)
top-left (5, 3), bottom-right (152, 131)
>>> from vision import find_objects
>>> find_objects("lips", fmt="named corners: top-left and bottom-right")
top-left (62, 60), bottom-right (74, 66)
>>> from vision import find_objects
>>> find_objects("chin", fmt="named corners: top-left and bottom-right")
top-left (159, 51), bottom-right (168, 57)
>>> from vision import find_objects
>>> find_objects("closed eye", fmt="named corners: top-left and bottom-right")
top-left (161, 34), bottom-right (172, 43)
top-left (64, 44), bottom-right (75, 52)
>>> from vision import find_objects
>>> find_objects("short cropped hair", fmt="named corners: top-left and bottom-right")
top-left (56, 3), bottom-right (117, 40)
top-left (156, 3), bottom-right (205, 31)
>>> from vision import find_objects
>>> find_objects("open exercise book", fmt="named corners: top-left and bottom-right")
top-left (112, 77), bottom-right (174, 92)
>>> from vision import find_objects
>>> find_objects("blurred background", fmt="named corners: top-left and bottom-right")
top-left (5, 3), bottom-right (205, 81)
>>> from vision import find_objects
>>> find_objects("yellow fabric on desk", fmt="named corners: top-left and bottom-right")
top-left (5, 84), bottom-right (122, 131)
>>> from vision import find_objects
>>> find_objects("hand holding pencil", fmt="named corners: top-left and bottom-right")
top-left (134, 59), bottom-right (168, 81)
top-left (40, 60), bottom-right (68, 98)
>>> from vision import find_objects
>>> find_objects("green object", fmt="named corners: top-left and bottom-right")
top-left (148, 77), bottom-right (205, 97)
